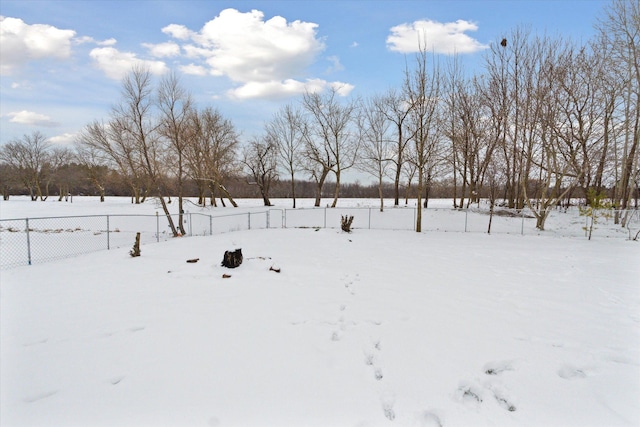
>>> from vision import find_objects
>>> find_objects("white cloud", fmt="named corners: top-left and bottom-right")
top-left (0, 16), bottom-right (76, 75)
top-left (49, 132), bottom-right (77, 145)
top-left (227, 78), bottom-right (354, 100)
top-left (198, 9), bottom-right (324, 82)
top-left (326, 55), bottom-right (344, 73)
top-left (98, 38), bottom-right (118, 47)
top-left (330, 82), bottom-right (355, 97)
top-left (182, 44), bottom-right (214, 59)
top-left (162, 23), bottom-right (195, 41)
top-left (89, 46), bottom-right (168, 80)
top-left (350, 41), bottom-right (359, 48)
top-left (142, 42), bottom-right (180, 58)
top-left (387, 19), bottom-right (488, 54)
top-left (9, 79), bottom-right (34, 90)
top-left (7, 110), bottom-right (60, 127)
top-left (163, 8), bottom-right (351, 99)
top-left (180, 63), bottom-right (208, 76)
top-left (74, 36), bottom-right (117, 46)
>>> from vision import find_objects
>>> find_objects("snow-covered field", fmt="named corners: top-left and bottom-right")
top-left (1, 197), bottom-right (639, 426)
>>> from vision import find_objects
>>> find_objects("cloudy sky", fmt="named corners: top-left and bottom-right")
top-left (0, 0), bottom-right (609, 147)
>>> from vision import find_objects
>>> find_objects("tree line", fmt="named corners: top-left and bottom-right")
top-left (1, 0), bottom-right (638, 232)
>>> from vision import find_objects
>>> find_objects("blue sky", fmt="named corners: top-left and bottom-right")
top-left (0, 0), bottom-right (610, 148)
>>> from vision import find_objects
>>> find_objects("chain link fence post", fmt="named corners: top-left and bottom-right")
top-left (107, 215), bottom-right (110, 250)
top-left (156, 211), bottom-right (160, 242)
top-left (25, 218), bottom-right (32, 266)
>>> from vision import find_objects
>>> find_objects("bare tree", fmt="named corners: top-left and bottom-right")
top-left (74, 140), bottom-right (108, 201)
top-left (112, 66), bottom-right (178, 236)
top-left (357, 94), bottom-right (394, 211)
top-left (483, 27), bottom-right (534, 209)
top-left (404, 45), bottom-right (442, 231)
top-left (445, 74), bottom-right (495, 208)
top-left (0, 162), bottom-right (17, 200)
top-left (522, 36), bottom-right (585, 230)
top-left (48, 146), bottom-right (75, 201)
top-left (485, 160), bottom-right (504, 234)
top-left (157, 72), bottom-right (193, 235)
top-left (242, 136), bottom-right (279, 206)
top-left (0, 131), bottom-right (51, 200)
top-left (300, 121), bottom-right (335, 207)
top-left (76, 119), bottom-right (150, 203)
top-left (266, 104), bottom-right (305, 208)
top-left (185, 107), bottom-right (239, 207)
top-left (596, 0), bottom-right (639, 225)
top-left (378, 88), bottom-right (412, 206)
top-left (553, 42), bottom-right (608, 205)
top-left (301, 87), bottom-right (359, 208)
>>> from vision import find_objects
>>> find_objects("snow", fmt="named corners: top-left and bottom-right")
top-left (1, 197), bottom-right (639, 426)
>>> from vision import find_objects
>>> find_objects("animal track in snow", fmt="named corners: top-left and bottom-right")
top-left (381, 391), bottom-right (396, 421)
top-left (342, 273), bottom-right (360, 295)
top-left (383, 403), bottom-right (396, 420)
top-left (363, 339), bottom-right (384, 381)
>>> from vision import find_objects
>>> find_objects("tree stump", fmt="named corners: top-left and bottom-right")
top-left (130, 232), bottom-right (141, 257)
top-left (221, 248), bottom-right (243, 268)
top-left (341, 215), bottom-right (354, 233)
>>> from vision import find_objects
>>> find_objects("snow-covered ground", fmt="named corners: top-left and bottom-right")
top-left (1, 197), bottom-right (639, 426)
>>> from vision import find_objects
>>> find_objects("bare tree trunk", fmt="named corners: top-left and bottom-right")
top-left (290, 172), bottom-right (297, 208)
top-left (331, 170), bottom-right (341, 208)
top-left (314, 169), bottom-right (330, 207)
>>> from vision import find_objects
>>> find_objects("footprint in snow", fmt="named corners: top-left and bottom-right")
top-left (557, 365), bottom-right (588, 380)
top-left (418, 411), bottom-right (443, 427)
top-left (458, 381), bottom-right (517, 412)
top-left (458, 382), bottom-right (484, 404)
top-left (484, 360), bottom-right (514, 376)
top-left (493, 391), bottom-right (517, 412)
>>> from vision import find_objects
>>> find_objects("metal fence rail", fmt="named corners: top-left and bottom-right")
top-left (1, 206), bottom-right (638, 269)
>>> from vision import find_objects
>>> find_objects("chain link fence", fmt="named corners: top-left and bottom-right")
top-left (2, 206), bottom-right (638, 269)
